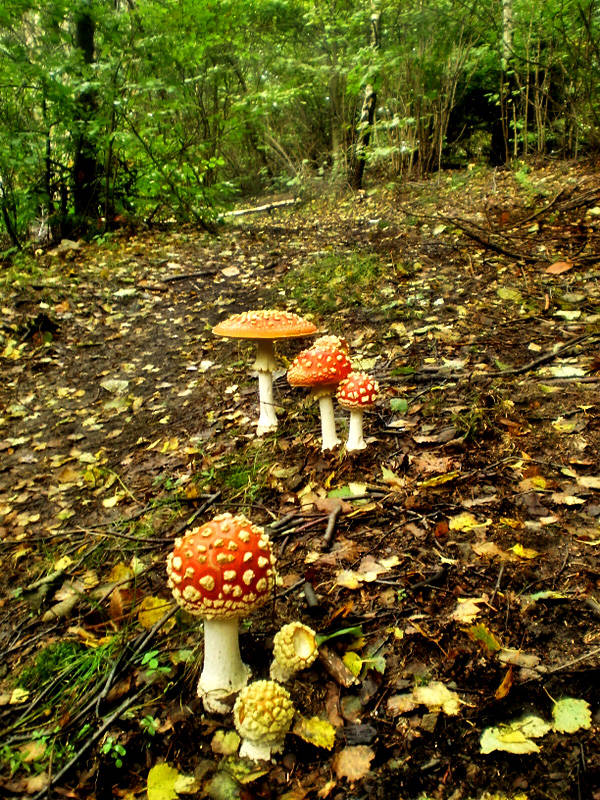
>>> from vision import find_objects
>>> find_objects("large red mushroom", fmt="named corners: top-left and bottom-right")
top-left (287, 343), bottom-right (352, 450)
top-left (166, 512), bottom-right (276, 713)
top-left (212, 310), bottom-right (316, 434)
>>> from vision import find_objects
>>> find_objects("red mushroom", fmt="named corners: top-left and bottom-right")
top-left (166, 512), bottom-right (276, 713)
top-left (336, 371), bottom-right (379, 451)
top-left (212, 310), bottom-right (316, 434)
top-left (287, 343), bottom-right (352, 450)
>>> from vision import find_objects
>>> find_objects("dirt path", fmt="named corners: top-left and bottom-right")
top-left (1, 164), bottom-right (599, 800)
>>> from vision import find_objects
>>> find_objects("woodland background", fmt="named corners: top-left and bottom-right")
top-left (1, 0), bottom-right (600, 246)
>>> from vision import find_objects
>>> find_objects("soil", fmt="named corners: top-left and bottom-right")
top-left (0, 162), bottom-right (599, 800)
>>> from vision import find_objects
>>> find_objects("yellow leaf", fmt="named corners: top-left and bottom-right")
top-left (102, 492), bottom-right (125, 508)
top-left (147, 762), bottom-right (180, 800)
top-left (335, 570), bottom-right (362, 589)
top-left (10, 687), bottom-right (30, 705)
top-left (293, 715), bottom-right (336, 750)
top-left (53, 555), bottom-right (73, 572)
top-left (511, 544), bottom-right (541, 559)
top-left (448, 512), bottom-right (478, 531)
top-left (108, 562), bottom-right (133, 583)
top-left (419, 470), bottom-right (460, 488)
top-left (137, 597), bottom-right (175, 631)
top-left (342, 651), bottom-right (363, 677)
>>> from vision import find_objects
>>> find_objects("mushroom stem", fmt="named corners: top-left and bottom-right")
top-left (253, 339), bottom-right (277, 373)
top-left (346, 408), bottom-right (367, 451)
top-left (256, 370), bottom-right (278, 434)
top-left (253, 340), bottom-right (278, 434)
top-left (198, 617), bottom-right (250, 713)
top-left (317, 393), bottom-right (340, 451)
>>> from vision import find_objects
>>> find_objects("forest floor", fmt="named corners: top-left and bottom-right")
top-left (1, 161), bottom-right (599, 800)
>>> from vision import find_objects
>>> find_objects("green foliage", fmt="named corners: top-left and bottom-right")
top-left (1, 0), bottom-right (600, 245)
top-left (282, 251), bottom-right (390, 315)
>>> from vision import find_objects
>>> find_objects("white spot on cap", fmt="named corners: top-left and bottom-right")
top-left (242, 569), bottom-right (255, 586)
top-left (199, 575), bottom-right (215, 591)
top-left (223, 570), bottom-right (237, 581)
top-left (172, 556), bottom-right (182, 570)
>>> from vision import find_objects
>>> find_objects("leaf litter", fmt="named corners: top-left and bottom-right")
top-left (0, 164), bottom-right (599, 799)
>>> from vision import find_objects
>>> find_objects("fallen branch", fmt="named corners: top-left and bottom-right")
top-left (438, 214), bottom-right (541, 262)
top-left (162, 269), bottom-right (218, 282)
top-left (224, 198), bottom-right (299, 217)
top-left (31, 687), bottom-right (145, 800)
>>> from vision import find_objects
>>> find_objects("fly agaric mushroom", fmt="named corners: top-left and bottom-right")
top-left (336, 372), bottom-right (379, 452)
top-left (166, 512), bottom-right (276, 713)
top-left (287, 343), bottom-right (352, 450)
top-left (233, 679), bottom-right (294, 760)
top-left (313, 334), bottom-right (349, 353)
top-left (212, 310), bottom-right (317, 435)
top-left (270, 621), bottom-right (319, 683)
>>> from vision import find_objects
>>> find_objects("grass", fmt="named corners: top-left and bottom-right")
top-left (281, 251), bottom-right (400, 317)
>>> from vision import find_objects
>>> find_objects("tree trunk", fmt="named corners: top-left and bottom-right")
top-left (72, 3), bottom-right (101, 221)
top-left (349, 6), bottom-right (380, 190)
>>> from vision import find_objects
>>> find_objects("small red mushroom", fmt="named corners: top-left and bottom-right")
top-left (213, 310), bottom-right (316, 434)
top-left (336, 371), bottom-right (379, 451)
top-left (166, 512), bottom-right (276, 713)
top-left (287, 343), bottom-right (352, 450)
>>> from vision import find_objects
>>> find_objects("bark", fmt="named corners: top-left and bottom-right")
top-left (349, 7), bottom-right (380, 190)
top-left (72, 4), bottom-right (102, 220)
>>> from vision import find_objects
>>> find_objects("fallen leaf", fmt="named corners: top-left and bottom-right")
top-left (146, 762), bottom-right (180, 800)
top-left (332, 745), bottom-right (374, 783)
top-left (137, 596), bottom-right (175, 631)
top-left (545, 260), bottom-right (574, 275)
top-left (552, 697), bottom-right (592, 733)
top-left (450, 597), bottom-right (486, 623)
top-left (211, 730), bottom-right (241, 756)
top-left (511, 543), bottom-right (541, 559)
top-left (412, 681), bottom-right (461, 715)
top-left (292, 715), bottom-right (336, 750)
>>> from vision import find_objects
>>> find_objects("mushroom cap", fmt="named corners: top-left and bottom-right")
top-left (166, 513), bottom-right (276, 619)
top-left (233, 679), bottom-right (294, 746)
top-left (273, 622), bottom-right (318, 672)
top-left (313, 334), bottom-right (350, 354)
top-left (213, 310), bottom-right (317, 340)
top-left (336, 371), bottom-right (379, 410)
top-left (287, 345), bottom-right (352, 388)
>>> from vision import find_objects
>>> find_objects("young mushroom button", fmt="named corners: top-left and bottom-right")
top-left (336, 371), bottom-right (379, 452)
top-left (287, 344), bottom-right (352, 451)
top-left (270, 621), bottom-right (319, 683)
top-left (233, 679), bottom-right (295, 761)
top-left (212, 309), bottom-right (317, 435)
top-left (166, 512), bottom-right (276, 714)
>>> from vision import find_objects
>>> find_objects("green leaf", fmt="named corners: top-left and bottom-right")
top-left (390, 397), bottom-right (408, 413)
top-left (315, 625), bottom-right (364, 646)
top-left (467, 623), bottom-right (502, 653)
top-left (552, 697), bottom-right (592, 733)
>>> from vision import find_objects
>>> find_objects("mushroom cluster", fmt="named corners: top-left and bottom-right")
top-left (213, 309), bottom-right (316, 434)
top-left (166, 512), bottom-right (276, 713)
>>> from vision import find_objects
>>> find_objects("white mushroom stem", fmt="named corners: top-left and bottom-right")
top-left (253, 339), bottom-right (278, 434)
top-left (239, 736), bottom-right (284, 762)
top-left (197, 617), bottom-right (250, 714)
top-left (346, 408), bottom-right (367, 451)
top-left (256, 370), bottom-right (278, 434)
top-left (315, 391), bottom-right (340, 451)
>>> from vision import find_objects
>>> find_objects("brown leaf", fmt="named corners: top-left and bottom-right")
top-left (545, 260), bottom-right (574, 275)
top-left (495, 666), bottom-right (513, 700)
top-left (332, 745), bottom-right (374, 784)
